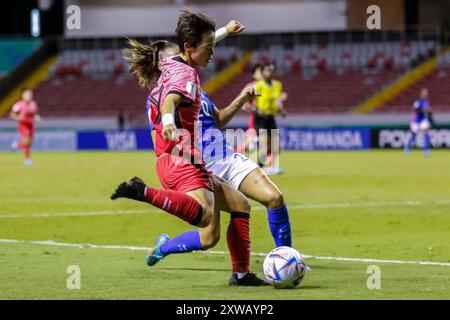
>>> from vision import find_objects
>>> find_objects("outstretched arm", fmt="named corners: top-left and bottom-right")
top-left (212, 86), bottom-right (260, 129)
top-left (215, 20), bottom-right (245, 44)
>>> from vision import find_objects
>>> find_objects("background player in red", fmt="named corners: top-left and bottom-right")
top-left (112, 12), bottom-right (267, 285)
top-left (237, 63), bottom-right (263, 154)
top-left (10, 88), bottom-right (41, 166)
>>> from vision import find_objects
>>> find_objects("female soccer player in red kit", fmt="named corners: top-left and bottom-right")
top-left (10, 88), bottom-right (41, 166)
top-left (111, 12), bottom-right (267, 285)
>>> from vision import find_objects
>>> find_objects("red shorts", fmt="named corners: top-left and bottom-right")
top-left (18, 123), bottom-right (34, 139)
top-left (156, 153), bottom-right (213, 193)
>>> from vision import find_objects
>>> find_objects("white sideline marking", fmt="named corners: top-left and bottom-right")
top-left (0, 209), bottom-right (148, 219)
top-left (1, 238), bottom-right (449, 267)
top-left (255, 199), bottom-right (450, 211)
top-left (1, 199), bottom-right (449, 219)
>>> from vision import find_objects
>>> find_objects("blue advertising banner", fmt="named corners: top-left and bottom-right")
top-left (280, 127), bottom-right (371, 150)
top-left (77, 129), bottom-right (153, 150)
top-left (71, 127), bottom-right (371, 151)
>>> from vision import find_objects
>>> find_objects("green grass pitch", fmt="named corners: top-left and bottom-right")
top-left (0, 150), bottom-right (449, 299)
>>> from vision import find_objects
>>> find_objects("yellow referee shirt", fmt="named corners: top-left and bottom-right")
top-left (254, 79), bottom-right (283, 116)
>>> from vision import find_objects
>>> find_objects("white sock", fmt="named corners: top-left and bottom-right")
top-left (235, 272), bottom-right (248, 279)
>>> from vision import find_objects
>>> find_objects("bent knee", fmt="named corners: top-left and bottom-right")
top-left (267, 191), bottom-right (284, 209)
top-left (197, 210), bottom-right (213, 228)
top-left (201, 232), bottom-right (220, 250)
top-left (238, 198), bottom-right (251, 214)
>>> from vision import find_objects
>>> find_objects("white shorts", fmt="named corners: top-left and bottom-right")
top-left (206, 153), bottom-right (259, 189)
top-left (410, 119), bottom-right (430, 133)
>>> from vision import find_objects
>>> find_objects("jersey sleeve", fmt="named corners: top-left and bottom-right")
top-left (11, 103), bottom-right (21, 113)
top-left (164, 66), bottom-right (198, 104)
top-left (147, 108), bottom-right (154, 131)
top-left (413, 100), bottom-right (420, 109)
top-left (274, 80), bottom-right (283, 98)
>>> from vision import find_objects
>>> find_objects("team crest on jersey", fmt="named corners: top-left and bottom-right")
top-left (186, 81), bottom-right (197, 97)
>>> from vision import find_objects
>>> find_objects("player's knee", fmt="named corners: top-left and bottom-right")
top-left (201, 231), bottom-right (220, 250)
top-left (267, 191), bottom-right (284, 209)
top-left (242, 201), bottom-right (251, 214)
top-left (237, 197), bottom-right (251, 214)
top-left (197, 208), bottom-right (213, 228)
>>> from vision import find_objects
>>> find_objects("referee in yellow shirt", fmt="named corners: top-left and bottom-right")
top-left (254, 63), bottom-right (287, 175)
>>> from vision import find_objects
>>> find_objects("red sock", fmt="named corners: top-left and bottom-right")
top-left (227, 212), bottom-right (251, 273)
top-left (268, 153), bottom-right (274, 167)
top-left (144, 187), bottom-right (203, 226)
top-left (24, 146), bottom-right (30, 159)
top-left (17, 142), bottom-right (25, 149)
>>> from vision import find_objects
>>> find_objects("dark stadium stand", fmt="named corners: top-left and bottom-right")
top-left (375, 51), bottom-right (450, 113)
top-left (31, 40), bottom-right (445, 120)
top-left (211, 41), bottom-right (438, 113)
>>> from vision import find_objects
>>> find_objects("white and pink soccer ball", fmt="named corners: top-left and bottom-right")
top-left (263, 246), bottom-right (306, 289)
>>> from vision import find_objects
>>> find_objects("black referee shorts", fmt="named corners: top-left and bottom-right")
top-left (254, 113), bottom-right (278, 135)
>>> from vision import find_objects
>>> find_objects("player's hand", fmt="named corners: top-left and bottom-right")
top-left (280, 92), bottom-right (288, 102)
top-left (35, 114), bottom-right (42, 122)
top-left (279, 108), bottom-right (287, 118)
top-left (162, 124), bottom-right (179, 142)
top-left (239, 86), bottom-right (260, 104)
top-left (225, 20), bottom-right (245, 36)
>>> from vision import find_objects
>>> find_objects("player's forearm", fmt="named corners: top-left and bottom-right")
top-left (9, 112), bottom-right (20, 121)
top-left (216, 96), bottom-right (247, 128)
top-left (161, 94), bottom-right (181, 127)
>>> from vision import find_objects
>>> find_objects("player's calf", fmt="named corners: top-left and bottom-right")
top-left (111, 176), bottom-right (204, 226)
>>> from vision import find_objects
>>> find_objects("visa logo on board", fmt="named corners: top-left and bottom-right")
top-left (105, 131), bottom-right (137, 151)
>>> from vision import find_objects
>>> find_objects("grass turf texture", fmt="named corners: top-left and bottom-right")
top-left (0, 150), bottom-right (449, 299)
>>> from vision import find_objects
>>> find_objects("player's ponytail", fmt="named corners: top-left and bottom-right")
top-left (123, 39), bottom-right (171, 88)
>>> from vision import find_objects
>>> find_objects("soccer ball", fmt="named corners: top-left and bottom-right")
top-left (263, 246), bottom-right (306, 289)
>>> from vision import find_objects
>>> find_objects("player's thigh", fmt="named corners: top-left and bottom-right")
top-left (18, 127), bottom-right (31, 144)
top-left (238, 167), bottom-right (283, 207)
top-left (212, 175), bottom-right (250, 214)
top-left (22, 136), bottom-right (31, 146)
top-left (186, 187), bottom-right (215, 227)
top-left (269, 118), bottom-right (280, 150)
top-left (186, 187), bottom-right (214, 211)
top-left (420, 120), bottom-right (430, 131)
top-left (258, 131), bottom-right (268, 153)
top-left (410, 122), bottom-right (419, 134)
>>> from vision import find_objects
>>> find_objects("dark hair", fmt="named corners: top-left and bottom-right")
top-left (175, 9), bottom-right (216, 53)
top-left (251, 63), bottom-right (262, 75)
top-left (122, 39), bottom-right (174, 88)
top-left (262, 63), bottom-right (274, 71)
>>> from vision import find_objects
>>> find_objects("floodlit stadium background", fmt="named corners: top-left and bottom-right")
top-left (0, 0), bottom-right (449, 300)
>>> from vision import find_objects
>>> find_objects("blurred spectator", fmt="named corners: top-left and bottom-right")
top-left (118, 110), bottom-right (126, 130)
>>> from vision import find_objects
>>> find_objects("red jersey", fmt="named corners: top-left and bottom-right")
top-left (148, 55), bottom-right (202, 163)
top-left (12, 100), bottom-right (38, 126)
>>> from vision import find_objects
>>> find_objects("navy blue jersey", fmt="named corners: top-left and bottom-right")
top-left (412, 98), bottom-right (429, 122)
